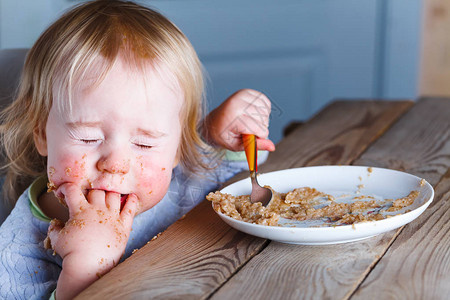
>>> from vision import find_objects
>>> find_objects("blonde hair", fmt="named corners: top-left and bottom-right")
top-left (0, 0), bottom-right (212, 203)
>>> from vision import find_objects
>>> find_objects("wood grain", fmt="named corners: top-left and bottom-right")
top-left (351, 169), bottom-right (450, 300)
top-left (211, 234), bottom-right (400, 300)
top-left (354, 98), bottom-right (450, 186)
top-left (267, 100), bottom-right (413, 169)
top-left (76, 100), bottom-right (412, 299)
top-left (210, 98), bottom-right (450, 300)
top-left (349, 98), bottom-right (450, 299)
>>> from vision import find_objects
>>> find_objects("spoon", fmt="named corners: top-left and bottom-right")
top-left (242, 134), bottom-right (273, 206)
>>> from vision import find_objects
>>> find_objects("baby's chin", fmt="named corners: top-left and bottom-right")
top-left (137, 196), bottom-right (164, 213)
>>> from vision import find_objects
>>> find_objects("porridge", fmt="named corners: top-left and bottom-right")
top-left (206, 186), bottom-right (420, 227)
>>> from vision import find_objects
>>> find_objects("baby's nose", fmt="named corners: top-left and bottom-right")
top-left (97, 156), bottom-right (130, 174)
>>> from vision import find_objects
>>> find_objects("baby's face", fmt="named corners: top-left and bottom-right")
top-left (36, 57), bottom-right (183, 213)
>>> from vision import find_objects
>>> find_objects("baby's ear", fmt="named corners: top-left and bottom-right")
top-left (33, 125), bottom-right (48, 156)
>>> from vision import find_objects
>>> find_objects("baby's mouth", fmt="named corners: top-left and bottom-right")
top-left (120, 194), bottom-right (129, 210)
top-left (83, 189), bottom-right (130, 210)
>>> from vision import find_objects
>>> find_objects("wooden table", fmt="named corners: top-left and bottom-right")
top-left (77, 98), bottom-right (450, 300)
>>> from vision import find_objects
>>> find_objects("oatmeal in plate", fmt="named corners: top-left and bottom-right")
top-left (207, 166), bottom-right (433, 245)
top-left (207, 186), bottom-right (420, 227)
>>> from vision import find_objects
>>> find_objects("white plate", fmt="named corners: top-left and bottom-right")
top-left (215, 166), bottom-right (434, 245)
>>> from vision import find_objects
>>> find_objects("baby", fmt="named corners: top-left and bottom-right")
top-left (0, 1), bottom-right (274, 299)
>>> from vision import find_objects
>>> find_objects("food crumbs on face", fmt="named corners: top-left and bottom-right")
top-left (48, 167), bottom-right (56, 177)
top-left (107, 244), bottom-right (110, 248)
top-left (47, 181), bottom-right (56, 193)
top-left (65, 167), bottom-right (72, 176)
top-left (162, 168), bottom-right (165, 171)
top-left (207, 186), bottom-right (419, 227)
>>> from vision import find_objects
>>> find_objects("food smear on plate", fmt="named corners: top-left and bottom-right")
top-left (206, 186), bottom-right (420, 227)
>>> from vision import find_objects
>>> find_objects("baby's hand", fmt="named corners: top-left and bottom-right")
top-left (47, 184), bottom-right (139, 299)
top-left (204, 89), bottom-right (276, 152)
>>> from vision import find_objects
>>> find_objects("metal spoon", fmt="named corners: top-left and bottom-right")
top-left (242, 134), bottom-right (273, 206)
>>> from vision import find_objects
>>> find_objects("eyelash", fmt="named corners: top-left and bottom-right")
top-left (80, 139), bottom-right (100, 144)
top-left (134, 143), bottom-right (153, 150)
top-left (78, 139), bottom-right (153, 149)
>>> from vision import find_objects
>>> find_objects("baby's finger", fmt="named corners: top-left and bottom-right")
top-left (87, 189), bottom-right (106, 206)
top-left (120, 194), bottom-right (139, 231)
top-left (237, 114), bottom-right (270, 139)
top-left (56, 183), bottom-right (86, 216)
top-left (256, 138), bottom-right (276, 152)
top-left (241, 90), bottom-right (271, 112)
top-left (105, 192), bottom-right (121, 212)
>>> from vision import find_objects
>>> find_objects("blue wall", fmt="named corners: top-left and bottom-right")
top-left (0, 0), bottom-right (423, 142)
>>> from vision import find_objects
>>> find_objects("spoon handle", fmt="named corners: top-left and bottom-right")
top-left (242, 134), bottom-right (257, 173)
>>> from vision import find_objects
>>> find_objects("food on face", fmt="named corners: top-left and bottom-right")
top-left (47, 181), bottom-right (57, 193)
top-left (207, 186), bottom-right (420, 227)
top-left (47, 181), bottom-right (69, 208)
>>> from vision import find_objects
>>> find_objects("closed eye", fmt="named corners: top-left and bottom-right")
top-left (80, 139), bottom-right (101, 144)
top-left (134, 143), bottom-right (153, 149)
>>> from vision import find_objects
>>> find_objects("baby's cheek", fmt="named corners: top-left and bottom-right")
top-left (137, 159), bottom-right (171, 194)
top-left (63, 161), bottom-right (85, 179)
top-left (48, 155), bottom-right (88, 186)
